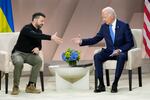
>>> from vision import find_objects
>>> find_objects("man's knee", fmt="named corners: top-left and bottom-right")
top-left (118, 53), bottom-right (127, 60)
top-left (32, 56), bottom-right (42, 66)
top-left (94, 53), bottom-right (103, 62)
top-left (12, 56), bottom-right (24, 67)
top-left (94, 53), bottom-right (99, 60)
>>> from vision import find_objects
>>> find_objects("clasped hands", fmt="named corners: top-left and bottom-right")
top-left (109, 49), bottom-right (121, 57)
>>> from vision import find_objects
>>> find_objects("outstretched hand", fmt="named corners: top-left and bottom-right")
top-left (72, 34), bottom-right (81, 45)
top-left (51, 32), bottom-right (63, 44)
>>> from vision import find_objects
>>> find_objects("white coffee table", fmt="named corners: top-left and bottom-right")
top-left (48, 65), bottom-right (90, 91)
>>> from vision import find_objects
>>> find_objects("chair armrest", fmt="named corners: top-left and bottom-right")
top-left (94, 48), bottom-right (102, 55)
top-left (127, 48), bottom-right (142, 69)
top-left (0, 51), bottom-right (9, 71)
top-left (39, 51), bottom-right (44, 71)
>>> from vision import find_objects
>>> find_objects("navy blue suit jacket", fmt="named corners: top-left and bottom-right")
top-left (81, 19), bottom-right (134, 55)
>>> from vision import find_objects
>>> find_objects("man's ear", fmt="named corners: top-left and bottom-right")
top-left (33, 18), bottom-right (38, 22)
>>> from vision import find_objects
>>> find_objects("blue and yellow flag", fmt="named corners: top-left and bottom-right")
top-left (0, 0), bottom-right (14, 32)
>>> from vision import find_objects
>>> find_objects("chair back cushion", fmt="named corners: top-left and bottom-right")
top-left (132, 29), bottom-right (143, 48)
top-left (0, 32), bottom-right (19, 56)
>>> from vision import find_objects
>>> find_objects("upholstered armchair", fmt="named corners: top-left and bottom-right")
top-left (0, 32), bottom-right (44, 94)
top-left (94, 29), bottom-right (143, 91)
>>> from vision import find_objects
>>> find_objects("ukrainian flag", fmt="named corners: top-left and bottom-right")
top-left (0, 0), bottom-right (14, 32)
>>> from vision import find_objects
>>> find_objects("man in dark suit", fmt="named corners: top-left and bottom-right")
top-left (72, 7), bottom-right (134, 93)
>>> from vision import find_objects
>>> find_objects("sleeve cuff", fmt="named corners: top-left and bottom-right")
top-left (119, 49), bottom-right (122, 52)
top-left (79, 40), bottom-right (82, 46)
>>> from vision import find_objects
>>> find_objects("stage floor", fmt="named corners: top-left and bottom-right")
top-left (0, 73), bottom-right (150, 100)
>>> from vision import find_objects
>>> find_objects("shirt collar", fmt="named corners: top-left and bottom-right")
top-left (111, 19), bottom-right (117, 27)
top-left (31, 23), bottom-right (40, 31)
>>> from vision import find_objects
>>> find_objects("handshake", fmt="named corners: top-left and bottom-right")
top-left (51, 32), bottom-right (82, 45)
top-left (51, 32), bottom-right (121, 57)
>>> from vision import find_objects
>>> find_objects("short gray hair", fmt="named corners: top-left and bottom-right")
top-left (102, 7), bottom-right (116, 18)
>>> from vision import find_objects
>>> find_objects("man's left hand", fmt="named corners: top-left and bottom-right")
top-left (110, 49), bottom-right (121, 57)
top-left (32, 47), bottom-right (40, 55)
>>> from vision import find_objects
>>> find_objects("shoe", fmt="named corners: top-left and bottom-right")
top-left (25, 84), bottom-right (41, 93)
top-left (111, 84), bottom-right (118, 93)
top-left (94, 85), bottom-right (106, 93)
top-left (11, 86), bottom-right (19, 95)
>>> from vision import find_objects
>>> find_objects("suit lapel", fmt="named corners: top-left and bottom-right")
top-left (114, 20), bottom-right (120, 44)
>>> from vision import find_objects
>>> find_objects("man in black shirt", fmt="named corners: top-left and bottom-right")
top-left (11, 12), bottom-right (63, 95)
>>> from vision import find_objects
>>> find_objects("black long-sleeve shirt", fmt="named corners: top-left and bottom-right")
top-left (12, 23), bottom-right (51, 53)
